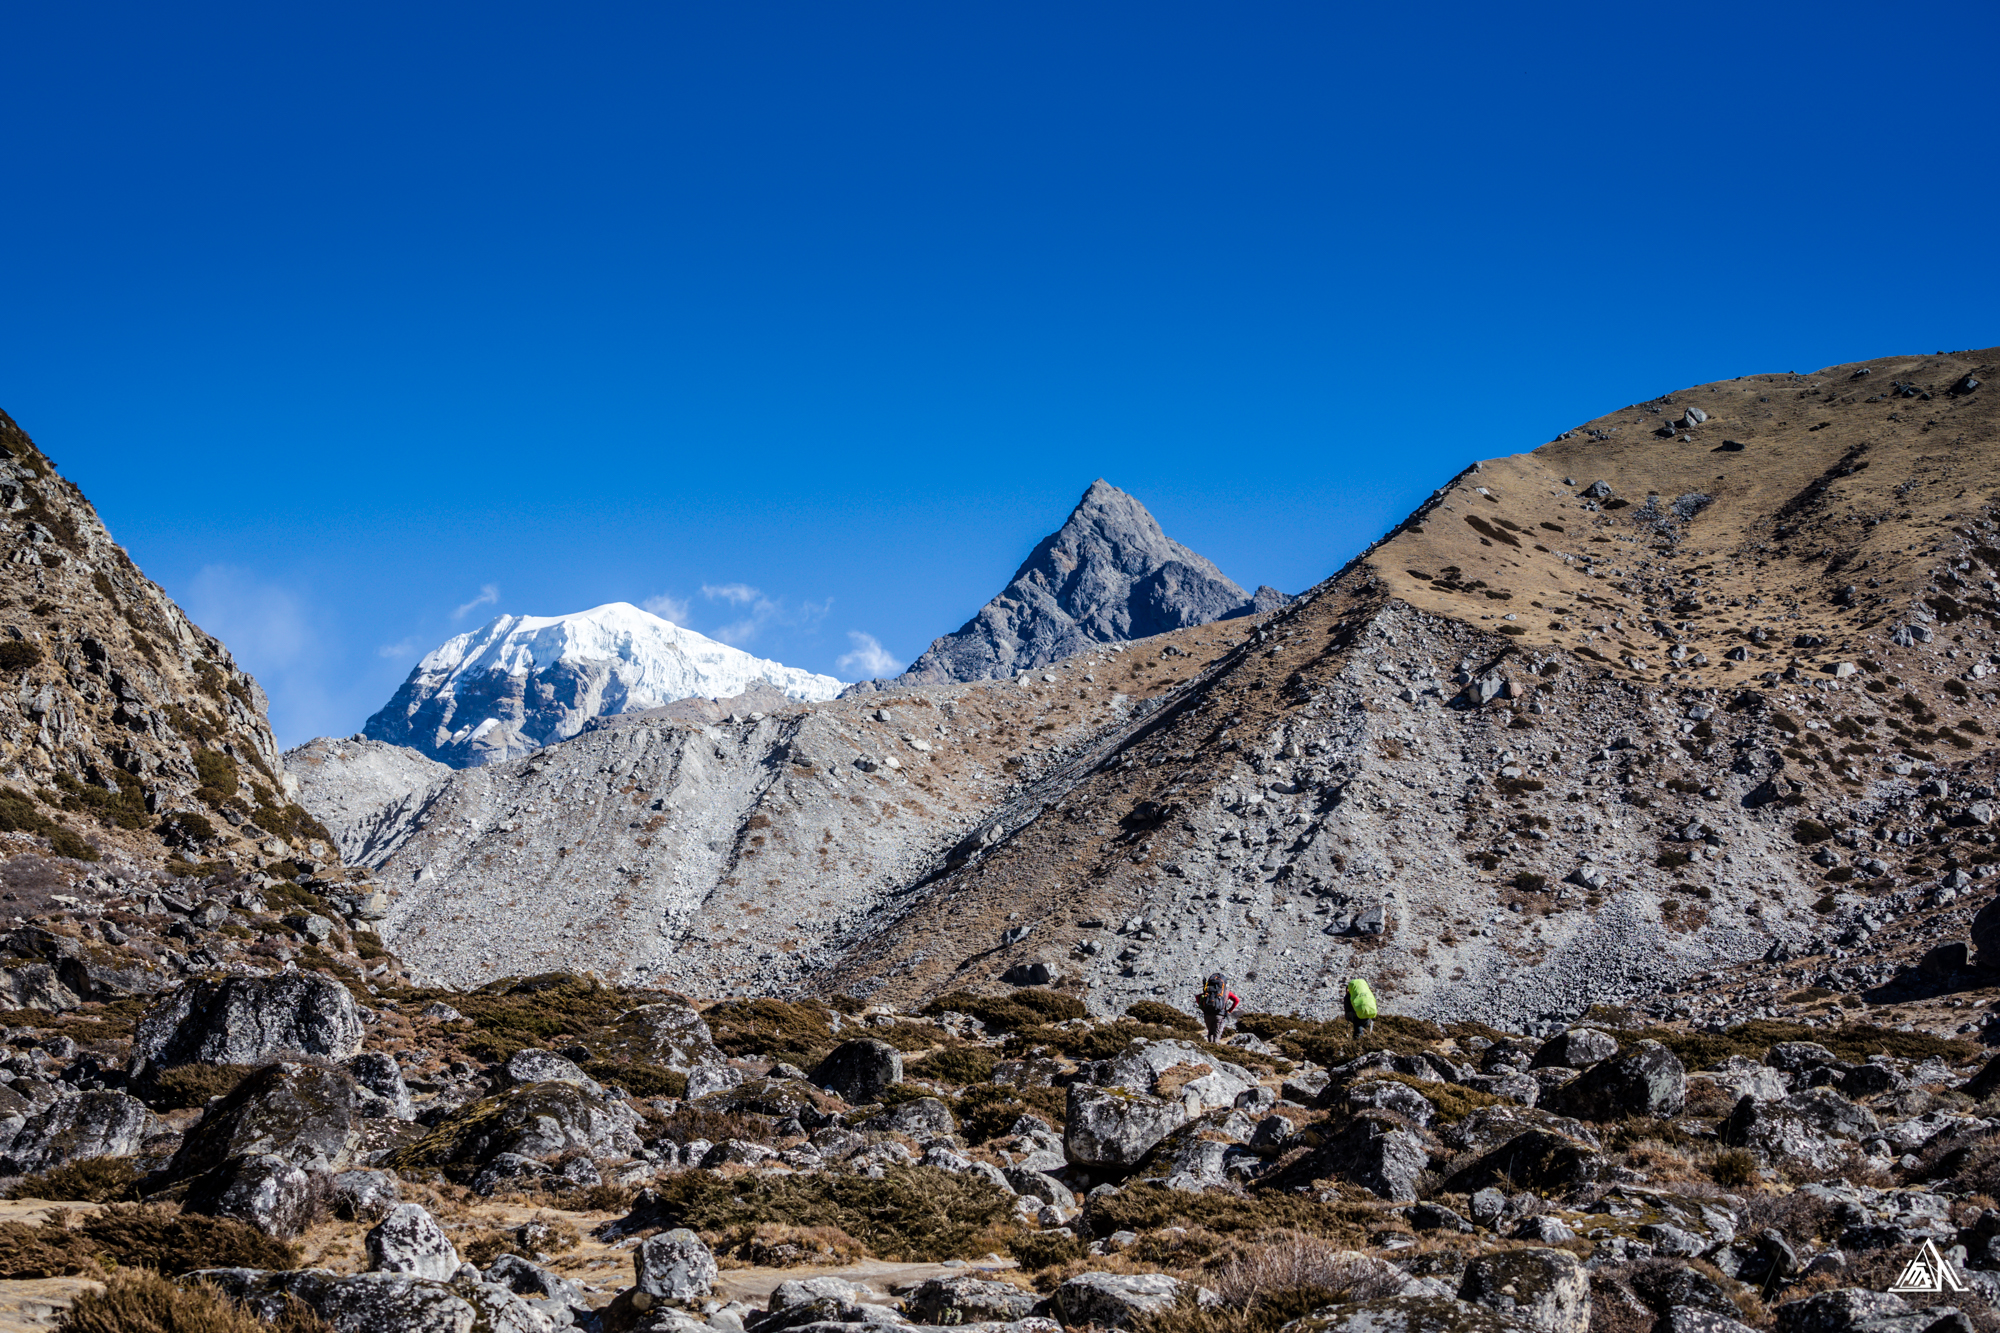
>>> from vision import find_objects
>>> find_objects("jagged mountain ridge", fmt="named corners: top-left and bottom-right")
top-left (0, 409), bottom-right (331, 868)
top-left (292, 345), bottom-right (2000, 1024)
top-left (364, 601), bottom-right (845, 767)
top-left (892, 479), bottom-right (1283, 687)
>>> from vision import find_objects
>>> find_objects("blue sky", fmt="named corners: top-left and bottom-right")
top-left (2, 2), bottom-right (1993, 747)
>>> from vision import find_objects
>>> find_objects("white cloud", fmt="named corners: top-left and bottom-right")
top-left (376, 638), bottom-right (419, 660)
top-left (183, 565), bottom-right (311, 667)
top-left (701, 582), bottom-right (761, 606)
top-left (837, 631), bottom-right (902, 678)
top-left (453, 583), bottom-right (500, 620)
top-left (642, 593), bottom-right (691, 625)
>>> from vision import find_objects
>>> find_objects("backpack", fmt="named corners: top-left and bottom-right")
top-left (1199, 973), bottom-right (1229, 1013)
top-left (1347, 978), bottom-right (1378, 1022)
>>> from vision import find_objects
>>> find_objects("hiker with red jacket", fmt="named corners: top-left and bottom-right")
top-left (1198, 972), bottom-right (1240, 1041)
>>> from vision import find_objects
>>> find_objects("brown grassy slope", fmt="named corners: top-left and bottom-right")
top-left (817, 346), bottom-right (1998, 1014)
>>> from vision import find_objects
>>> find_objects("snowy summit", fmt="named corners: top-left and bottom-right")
top-left (363, 601), bottom-right (845, 766)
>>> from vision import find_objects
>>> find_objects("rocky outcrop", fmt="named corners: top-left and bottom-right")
top-left (810, 1039), bottom-right (903, 1104)
top-left (130, 972), bottom-right (364, 1086)
top-left (896, 479), bottom-right (1276, 687)
top-left (281, 736), bottom-right (451, 864)
top-left (366, 1203), bottom-right (460, 1281)
top-left (0, 1090), bottom-right (155, 1174)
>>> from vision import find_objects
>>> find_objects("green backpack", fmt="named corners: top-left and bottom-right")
top-left (1347, 978), bottom-right (1378, 1021)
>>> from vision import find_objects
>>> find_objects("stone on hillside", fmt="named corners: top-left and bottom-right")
top-left (1459, 1248), bottom-right (1588, 1333)
top-left (1545, 1041), bottom-right (1684, 1120)
top-left (484, 1253), bottom-right (585, 1309)
top-left (1707, 1057), bottom-right (1790, 1104)
top-left (1665, 1310), bottom-right (1759, 1333)
top-left (496, 1048), bottom-right (602, 1094)
top-left (195, 1268), bottom-right (480, 1333)
top-left (367, 1203), bottom-right (460, 1281)
top-left (636, 1228), bottom-right (717, 1301)
top-left (1064, 1084), bottom-right (1199, 1168)
top-left (1283, 1068), bottom-right (1332, 1104)
top-left (1531, 1029), bottom-right (1617, 1069)
top-left (1722, 1089), bottom-right (1879, 1170)
top-left (0, 1090), bottom-right (155, 1174)
top-left (1410, 1202), bottom-right (1474, 1233)
top-left (331, 1169), bottom-right (401, 1221)
top-left (1772, 1289), bottom-right (1916, 1333)
top-left (908, 1275), bottom-right (1040, 1324)
top-left (867, 1096), bottom-right (956, 1140)
top-left (184, 1153), bottom-right (319, 1238)
top-left (1281, 1295), bottom-right (1537, 1333)
top-left (1288, 1111), bottom-right (1430, 1202)
top-left (1765, 1041), bottom-right (1840, 1073)
top-left (1345, 1079), bottom-right (1436, 1128)
top-left (130, 972), bottom-right (363, 1083)
top-left (1093, 1039), bottom-right (1257, 1110)
top-left (811, 1039), bottom-right (902, 1104)
top-left (0, 963), bottom-right (82, 1013)
top-left (346, 1052), bottom-right (415, 1120)
top-left (389, 1079), bottom-right (642, 1184)
top-left (1054, 1272), bottom-right (1216, 1329)
top-left (168, 1062), bottom-right (364, 1179)
top-left (470, 1152), bottom-right (551, 1196)
top-left (1445, 1129), bottom-right (1601, 1195)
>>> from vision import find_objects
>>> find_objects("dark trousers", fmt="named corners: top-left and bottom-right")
top-left (1350, 1017), bottom-right (1372, 1041)
top-left (1204, 1009), bottom-right (1225, 1042)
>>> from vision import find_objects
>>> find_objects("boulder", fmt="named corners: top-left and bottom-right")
top-left (484, 1253), bottom-right (586, 1310)
top-left (1531, 1029), bottom-right (1617, 1070)
top-left (907, 1275), bottom-right (1039, 1324)
top-left (602, 1000), bottom-right (729, 1072)
top-left (811, 1039), bottom-right (903, 1104)
top-left (1458, 1248), bottom-right (1587, 1333)
top-left (1283, 1111), bottom-right (1429, 1202)
top-left (1773, 1289), bottom-right (1918, 1333)
top-left (367, 1203), bottom-right (460, 1281)
top-left (1444, 1130), bottom-right (1600, 1196)
top-left (1765, 1041), bottom-right (1841, 1074)
top-left (183, 1153), bottom-right (319, 1238)
top-left (495, 1048), bottom-right (602, 1094)
top-left (1064, 1084), bottom-right (1196, 1168)
top-left (1279, 1295), bottom-right (1536, 1333)
top-left (1722, 1090), bottom-right (1880, 1170)
top-left (1971, 894), bottom-right (2000, 969)
top-left (346, 1052), bottom-right (415, 1121)
top-left (1409, 1203), bottom-right (1473, 1233)
top-left (0, 963), bottom-right (82, 1012)
top-left (130, 973), bottom-right (363, 1084)
top-left (386, 1079), bottom-right (643, 1184)
top-left (470, 1152), bottom-right (552, 1196)
top-left (1345, 1079), bottom-right (1436, 1128)
top-left (1053, 1272), bottom-right (1216, 1329)
top-left (1665, 1308), bottom-right (1759, 1333)
top-left (330, 1169), bottom-right (401, 1222)
top-left (1091, 1040), bottom-right (1257, 1111)
top-left (636, 1228), bottom-right (717, 1301)
top-left (168, 1062), bottom-right (364, 1179)
top-left (195, 1268), bottom-right (479, 1333)
top-left (865, 1096), bottom-right (956, 1140)
top-left (0, 1089), bottom-right (155, 1174)
top-left (1706, 1057), bottom-right (1790, 1104)
top-left (1544, 1041), bottom-right (1684, 1120)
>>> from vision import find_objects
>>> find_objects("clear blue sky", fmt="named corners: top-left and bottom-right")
top-left (2, 3), bottom-right (1993, 747)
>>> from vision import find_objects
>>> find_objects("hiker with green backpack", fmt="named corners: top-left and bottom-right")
top-left (1345, 977), bottom-right (1378, 1042)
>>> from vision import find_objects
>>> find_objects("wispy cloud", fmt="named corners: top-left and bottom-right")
top-left (184, 565), bottom-right (311, 667)
top-left (642, 593), bottom-right (691, 624)
top-left (453, 583), bottom-right (499, 620)
top-left (700, 582), bottom-right (761, 606)
top-left (376, 638), bottom-right (419, 660)
top-left (837, 631), bottom-right (901, 678)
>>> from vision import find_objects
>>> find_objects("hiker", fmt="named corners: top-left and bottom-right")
top-left (1344, 976), bottom-right (1377, 1042)
top-left (1198, 972), bottom-right (1240, 1042)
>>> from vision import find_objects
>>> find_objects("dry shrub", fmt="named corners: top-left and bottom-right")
top-left (581, 1061), bottom-right (686, 1098)
top-left (1009, 1229), bottom-right (1086, 1272)
top-left (151, 1064), bottom-right (255, 1110)
top-left (922, 990), bottom-right (1088, 1032)
top-left (704, 998), bottom-right (837, 1065)
top-left (85, 1205), bottom-right (300, 1276)
top-left (1087, 1184), bottom-right (1385, 1246)
top-left (548, 1183), bottom-right (635, 1214)
top-left (706, 1221), bottom-right (865, 1267)
top-left (59, 1268), bottom-right (333, 1333)
top-left (1125, 1001), bottom-right (1203, 1036)
top-left (1709, 1149), bottom-right (1758, 1187)
top-left (906, 1046), bottom-right (997, 1087)
top-left (1738, 1189), bottom-right (1840, 1250)
top-left (461, 1229), bottom-right (514, 1268)
top-left (1208, 1234), bottom-right (1409, 1308)
top-left (0, 1218), bottom-right (101, 1278)
top-left (951, 1083), bottom-right (1069, 1143)
top-left (637, 1165), bottom-right (1015, 1262)
top-left (644, 1104), bottom-right (773, 1148)
top-left (1237, 1013), bottom-right (1441, 1067)
top-left (8, 1156), bottom-right (140, 1203)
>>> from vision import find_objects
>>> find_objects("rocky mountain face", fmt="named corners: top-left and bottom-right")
top-left (892, 478), bottom-right (1284, 687)
top-left (296, 347), bottom-right (2000, 1033)
top-left (363, 601), bottom-right (846, 767)
top-left (0, 408), bottom-right (331, 870)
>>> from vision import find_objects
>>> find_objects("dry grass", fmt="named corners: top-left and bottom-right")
top-left (707, 1221), bottom-right (866, 1267)
top-left (0, 1205), bottom-right (296, 1280)
top-left (7, 1157), bottom-right (140, 1204)
top-left (59, 1269), bottom-right (333, 1333)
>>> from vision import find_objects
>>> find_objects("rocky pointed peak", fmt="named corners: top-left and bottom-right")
top-left (893, 481), bottom-right (1280, 686)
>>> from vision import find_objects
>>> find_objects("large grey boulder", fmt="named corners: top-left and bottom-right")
top-left (496, 1048), bottom-right (602, 1094)
top-left (603, 1001), bottom-right (731, 1074)
top-left (1765, 1042), bottom-right (1841, 1074)
top-left (331, 1168), bottom-right (401, 1221)
top-left (0, 962), bottom-right (82, 1012)
top-left (367, 1203), bottom-right (460, 1281)
top-left (185, 1153), bottom-right (319, 1238)
top-left (130, 972), bottom-right (363, 1084)
top-left (636, 1228), bottom-right (717, 1301)
top-left (1053, 1272), bottom-right (1216, 1329)
top-left (169, 1061), bottom-right (365, 1178)
top-left (908, 1276), bottom-right (1040, 1324)
top-left (1459, 1248), bottom-right (1588, 1333)
top-left (1664, 1310), bottom-right (1759, 1333)
top-left (1064, 1084), bottom-right (1195, 1168)
top-left (1773, 1289), bottom-right (1918, 1333)
top-left (1545, 1041), bottom-right (1685, 1120)
top-left (1261, 1295), bottom-right (1534, 1333)
top-left (195, 1268), bottom-right (492, 1333)
top-left (1285, 1112), bottom-right (1429, 1202)
top-left (1345, 1078), bottom-right (1437, 1127)
top-left (390, 1079), bottom-right (643, 1184)
top-left (811, 1039), bottom-right (902, 1104)
top-left (1444, 1129), bottom-right (1601, 1195)
top-left (1722, 1090), bottom-right (1881, 1170)
top-left (1531, 1029), bottom-right (1617, 1069)
top-left (0, 1090), bottom-right (155, 1174)
top-left (1090, 1040), bottom-right (1257, 1111)
top-left (484, 1253), bottom-right (586, 1311)
top-left (346, 1052), bottom-right (416, 1120)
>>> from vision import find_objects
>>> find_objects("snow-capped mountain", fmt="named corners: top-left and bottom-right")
top-left (363, 602), bottom-right (845, 766)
